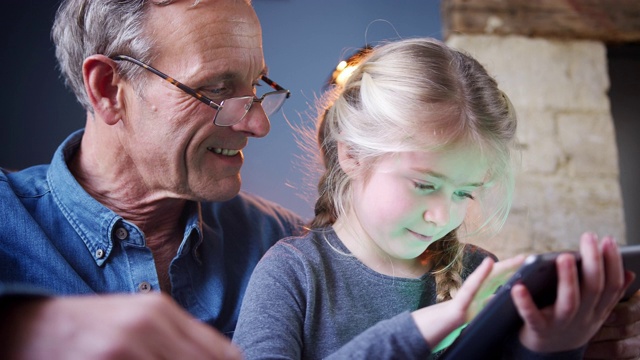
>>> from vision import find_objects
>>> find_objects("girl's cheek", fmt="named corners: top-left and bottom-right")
top-left (451, 206), bottom-right (468, 228)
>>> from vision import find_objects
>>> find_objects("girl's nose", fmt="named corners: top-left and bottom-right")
top-left (423, 198), bottom-right (451, 228)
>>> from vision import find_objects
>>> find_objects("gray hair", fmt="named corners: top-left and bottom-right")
top-left (51, 0), bottom-right (204, 111)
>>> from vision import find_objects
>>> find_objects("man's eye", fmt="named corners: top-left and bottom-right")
top-left (205, 88), bottom-right (226, 96)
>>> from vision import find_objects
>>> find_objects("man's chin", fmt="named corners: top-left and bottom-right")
top-left (198, 179), bottom-right (242, 203)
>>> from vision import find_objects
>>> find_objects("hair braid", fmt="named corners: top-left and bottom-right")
top-left (310, 172), bottom-right (337, 229)
top-left (428, 232), bottom-right (465, 302)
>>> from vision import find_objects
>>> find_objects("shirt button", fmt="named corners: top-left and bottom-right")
top-left (95, 249), bottom-right (105, 259)
top-left (115, 227), bottom-right (129, 240)
top-left (138, 281), bottom-right (152, 293)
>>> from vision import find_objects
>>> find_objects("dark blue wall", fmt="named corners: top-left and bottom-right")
top-left (1, 1), bottom-right (85, 173)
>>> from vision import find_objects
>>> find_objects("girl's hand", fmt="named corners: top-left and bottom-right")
top-left (412, 255), bottom-right (524, 349)
top-left (465, 254), bottom-right (526, 322)
top-left (512, 232), bottom-right (633, 353)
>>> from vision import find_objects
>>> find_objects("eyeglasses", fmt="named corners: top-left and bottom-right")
top-left (111, 55), bottom-right (290, 126)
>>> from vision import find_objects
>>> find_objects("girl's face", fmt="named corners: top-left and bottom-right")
top-left (343, 143), bottom-right (488, 270)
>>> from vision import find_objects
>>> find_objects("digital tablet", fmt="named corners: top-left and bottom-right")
top-left (439, 244), bottom-right (640, 359)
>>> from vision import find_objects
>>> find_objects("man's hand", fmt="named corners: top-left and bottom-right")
top-left (0, 293), bottom-right (243, 360)
top-left (585, 290), bottom-right (640, 359)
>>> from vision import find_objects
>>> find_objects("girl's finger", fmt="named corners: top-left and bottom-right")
top-left (512, 283), bottom-right (546, 331)
top-left (595, 236), bottom-right (626, 314)
top-left (579, 233), bottom-right (605, 311)
top-left (553, 253), bottom-right (581, 322)
top-left (456, 257), bottom-right (494, 306)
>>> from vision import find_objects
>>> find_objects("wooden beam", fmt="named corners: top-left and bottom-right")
top-left (442, 0), bottom-right (640, 43)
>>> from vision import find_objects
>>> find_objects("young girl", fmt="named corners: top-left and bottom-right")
top-left (232, 38), bottom-right (628, 359)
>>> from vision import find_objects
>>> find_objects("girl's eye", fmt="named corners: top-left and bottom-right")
top-left (454, 191), bottom-right (475, 200)
top-left (414, 182), bottom-right (436, 191)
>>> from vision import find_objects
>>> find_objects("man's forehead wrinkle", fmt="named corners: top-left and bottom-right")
top-left (143, 0), bottom-right (265, 83)
top-left (147, 1), bottom-right (260, 37)
top-left (181, 58), bottom-right (261, 83)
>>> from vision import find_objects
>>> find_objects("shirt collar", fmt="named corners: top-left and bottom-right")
top-left (47, 129), bottom-right (205, 266)
top-left (180, 201), bottom-right (204, 264)
top-left (47, 129), bottom-right (123, 266)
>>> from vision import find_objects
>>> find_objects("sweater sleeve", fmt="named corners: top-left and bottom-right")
top-left (232, 242), bottom-right (309, 359)
top-left (326, 311), bottom-right (431, 360)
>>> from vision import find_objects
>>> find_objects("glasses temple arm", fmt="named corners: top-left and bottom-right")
top-left (111, 55), bottom-right (221, 110)
top-left (261, 75), bottom-right (291, 98)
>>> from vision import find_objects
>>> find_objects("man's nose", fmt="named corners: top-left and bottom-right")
top-left (231, 102), bottom-right (270, 138)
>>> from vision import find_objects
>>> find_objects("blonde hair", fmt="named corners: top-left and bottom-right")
top-left (310, 38), bottom-right (517, 302)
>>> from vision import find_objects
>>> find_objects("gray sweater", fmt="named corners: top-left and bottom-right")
top-left (233, 228), bottom-right (583, 359)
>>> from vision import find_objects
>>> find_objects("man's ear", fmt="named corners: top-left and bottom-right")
top-left (83, 54), bottom-right (125, 125)
top-left (337, 141), bottom-right (360, 176)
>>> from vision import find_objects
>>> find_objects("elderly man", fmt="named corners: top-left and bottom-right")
top-left (1, 0), bottom-right (302, 358)
top-left (0, 0), bottom-right (638, 359)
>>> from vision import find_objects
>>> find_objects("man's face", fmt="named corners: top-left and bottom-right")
top-left (117, 0), bottom-right (269, 202)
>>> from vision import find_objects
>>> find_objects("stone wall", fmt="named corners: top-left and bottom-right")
top-left (447, 35), bottom-right (626, 260)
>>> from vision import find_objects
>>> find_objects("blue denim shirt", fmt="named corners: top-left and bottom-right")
top-left (0, 129), bottom-right (304, 335)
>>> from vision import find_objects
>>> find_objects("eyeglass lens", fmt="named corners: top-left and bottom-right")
top-left (214, 92), bottom-right (288, 126)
